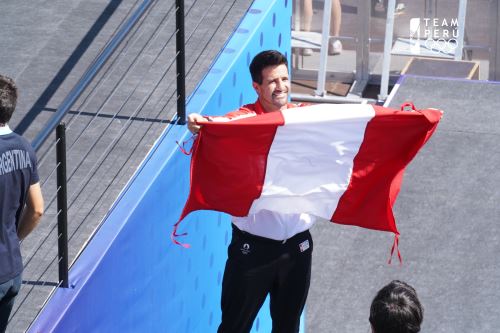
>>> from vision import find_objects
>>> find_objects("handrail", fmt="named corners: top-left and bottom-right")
top-left (31, 0), bottom-right (155, 151)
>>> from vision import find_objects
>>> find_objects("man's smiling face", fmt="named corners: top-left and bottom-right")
top-left (253, 64), bottom-right (290, 113)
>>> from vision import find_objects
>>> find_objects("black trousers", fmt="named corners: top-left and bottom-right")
top-left (218, 225), bottom-right (313, 333)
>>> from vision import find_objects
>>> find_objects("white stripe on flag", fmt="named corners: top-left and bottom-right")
top-left (248, 104), bottom-right (376, 219)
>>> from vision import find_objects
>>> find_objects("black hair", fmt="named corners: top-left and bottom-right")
top-left (0, 74), bottom-right (18, 124)
top-left (369, 280), bottom-right (424, 333)
top-left (249, 50), bottom-right (288, 84)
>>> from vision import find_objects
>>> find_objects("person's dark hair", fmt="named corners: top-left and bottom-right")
top-left (0, 74), bottom-right (18, 124)
top-left (249, 50), bottom-right (288, 84)
top-left (369, 280), bottom-right (423, 333)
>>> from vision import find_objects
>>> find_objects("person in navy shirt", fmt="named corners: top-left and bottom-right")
top-left (0, 75), bottom-right (44, 332)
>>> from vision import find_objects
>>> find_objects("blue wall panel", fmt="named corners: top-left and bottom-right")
top-left (29, 0), bottom-right (293, 332)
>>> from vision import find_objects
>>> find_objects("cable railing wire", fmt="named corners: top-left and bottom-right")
top-left (63, 7), bottom-right (176, 157)
top-left (31, 0), bottom-right (156, 152)
top-left (62, 0), bottom-right (170, 136)
top-left (59, 0), bottom-right (202, 139)
top-left (58, 0), bottom-right (203, 139)
top-left (60, 0), bottom-right (204, 137)
top-left (35, 0), bottom-right (157, 169)
top-left (35, 0), bottom-right (201, 169)
top-left (183, 0), bottom-right (240, 96)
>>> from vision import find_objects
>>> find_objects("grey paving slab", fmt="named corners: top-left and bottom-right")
top-left (307, 76), bottom-right (500, 332)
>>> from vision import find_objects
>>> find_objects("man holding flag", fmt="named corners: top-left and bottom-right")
top-left (185, 49), bottom-right (441, 332)
top-left (188, 50), bottom-right (315, 333)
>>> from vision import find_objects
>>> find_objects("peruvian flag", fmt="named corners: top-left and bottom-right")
top-left (175, 103), bottom-right (442, 251)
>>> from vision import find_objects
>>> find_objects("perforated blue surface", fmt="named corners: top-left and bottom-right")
top-left (29, 1), bottom-right (294, 332)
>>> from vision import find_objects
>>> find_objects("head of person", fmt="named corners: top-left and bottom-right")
top-left (0, 74), bottom-right (18, 125)
top-left (369, 280), bottom-right (423, 333)
top-left (249, 50), bottom-right (290, 113)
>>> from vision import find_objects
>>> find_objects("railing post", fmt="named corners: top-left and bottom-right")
top-left (56, 123), bottom-right (69, 288)
top-left (176, 0), bottom-right (186, 125)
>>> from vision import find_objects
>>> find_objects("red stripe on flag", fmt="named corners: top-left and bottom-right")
top-left (331, 106), bottom-right (442, 234)
top-left (178, 111), bottom-right (285, 221)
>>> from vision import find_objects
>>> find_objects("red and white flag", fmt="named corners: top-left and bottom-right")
top-left (175, 103), bottom-right (442, 255)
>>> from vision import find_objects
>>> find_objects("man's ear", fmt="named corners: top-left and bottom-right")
top-left (252, 81), bottom-right (259, 95)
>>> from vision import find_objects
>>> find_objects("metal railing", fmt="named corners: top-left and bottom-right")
top-left (32, 0), bottom-right (158, 289)
top-left (28, 0), bottom-right (187, 289)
